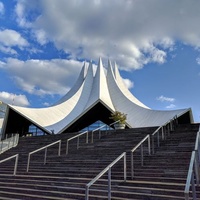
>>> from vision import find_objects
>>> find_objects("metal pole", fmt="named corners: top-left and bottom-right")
top-left (157, 130), bottom-right (160, 147)
top-left (192, 172), bottom-right (197, 200)
top-left (124, 153), bottom-right (127, 182)
top-left (148, 135), bottom-right (151, 155)
top-left (85, 185), bottom-right (89, 200)
top-left (44, 148), bottom-right (47, 165)
top-left (108, 167), bottom-right (111, 200)
top-left (86, 132), bottom-right (88, 144)
top-left (27, 154), bottom-right (30, 172)
top-left (194, 151), bottom-right (199, 185)
top-left (12, 134), bottom-right (15, 146)
top-left (141, 144), bottom-right (144, 166)
top-left (131, 151), bottom-right (134, 179)
top-left (58, 141), bottom-right (61, 156)
top-left (77, 137), bottom-right (79, 149)
top-left (66, 140), bottom-right (69, 155)
top-left (91, 131), bottom-right (94, 143)
top-left (14, 154), bottom-right (19, 176)
top-left (162, 127), bottom-right (164, 140)
top-left (152, 135), bottom-right (154, 154)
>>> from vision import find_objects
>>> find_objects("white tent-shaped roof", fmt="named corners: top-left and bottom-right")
top-left (1, 58), bottom-right (193, 136)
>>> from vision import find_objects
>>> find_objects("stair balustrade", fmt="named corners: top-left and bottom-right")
top-left (85, 152), bottom-right (126, 200)
top-left (0, 154), bottom-right (19, 175)
top-left (151, 115), bottom-right (178, 154)
top-left (184, 130), bottom-right (200, 199)
top-left (0, 134), bottom-right (19, 154)
top-left (66, 120), bottom-right (120, 154)
top-left (26, 139), bottom-right (61, 172)
top-left (131, 134), bottom-right (151, 179)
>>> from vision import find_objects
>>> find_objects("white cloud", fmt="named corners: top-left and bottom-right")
top-left (166, 104), bottom-right (176, 109)
top-left (157, 95), bottom-right (175, 103)
top-left (0, 29), bottom-right (29, 47)
top-left (196, 57), bottom-right (200, 65)
top-left (0, 45), bottom-right (17, 55)
top-left (14, 0), bottom-right (200, 71)
top-left (0, 29), bottom-right (29, 55)
top-left (122, 78), bottom-right (134, 89)
top-left (0, 58), bottom-right (83, 96)
top-left (43, 102), bottom-right (50, 107)
top-left (0, 91), bottom-right (30, 106)
top-left (0, 2), bottom-right (4, 15)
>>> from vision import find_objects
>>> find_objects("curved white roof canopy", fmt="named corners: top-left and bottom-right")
top-left (2, 58), bottom-right (193, 135)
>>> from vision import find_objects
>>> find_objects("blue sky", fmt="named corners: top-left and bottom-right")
top-left (0, 0), bottom-right (200, 122)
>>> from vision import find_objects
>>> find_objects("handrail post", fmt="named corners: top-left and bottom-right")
top-left (162, 127), bottom-right (164, 140)
top-left (58, 140), bottom-right (61, 156)
top-left (108, 167), bottom-right (111, 200)
top-left (141, 144), bottom-right (144, 166)
top-left (27, 154), bottom-right (30, 172)
top-left (77, 137), bottom-right (79, 149)
top-left (194, 150), bottom-right (200, 185)
top-left (192, 172), bottom-right (197, 200)
top-left (12, 134), bottom-right (15, 147)
top-left (8, 138), bottom-right (10, 149)
top-left (44, 148), bottom-right (47, 165)
top-left (0, 140), bottom-right (3, 152)
top-left (148, 135), bottom-right (151, 155)
top-left (91, 131), bottom-right (94, 143)
top-left (131, 151), bottom-right (134, 179)
top-left (66, 140), bottom-right (69, 155)
top-left (14, 154), bottom-right (19, 176)
top-left (152, 134), bottom-right (155, 154)
top-left (85, 185), bottom-right (89, 200)
top-left (86, 132), bottom-right (88, 144)
top-left (168, 123), bottom-right (170, 136)
top-left (124, 153), bottom-right (127, 182)
top-left (157, 130), bottom-right (160, 147)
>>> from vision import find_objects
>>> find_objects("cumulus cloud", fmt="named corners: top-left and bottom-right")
top-left (157, 95), bottom-right (175, 103)
top-left (0, 2), bottom-right (4, 15)
top-left (196, 57), bottom-right (200, 65)
top-left (0, 29), bottom-right (29, 47)
top-left (0, 58), bottom-right (83, 96)
top-left (122, 78), bottom-right (134, 89)
top-left (166, 104), bottom-right (176, 109)
top-left (14, 0), bottom-right (200, 71)
top-left (0, 29), bottom-right (29, 55)
top-left (0, 91), bottom-right (30, 106)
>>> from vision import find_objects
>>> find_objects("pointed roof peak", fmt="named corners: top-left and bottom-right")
top-left (98, 57), bottom-right (103, 68)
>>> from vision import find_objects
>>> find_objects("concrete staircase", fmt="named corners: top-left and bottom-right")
top-left (0, 124), bottom-right (198, 200)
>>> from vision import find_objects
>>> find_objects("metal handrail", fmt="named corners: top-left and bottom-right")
top-left (0, 154), bottom-right (19, 175)
top-left (151, 115), bottom-right (178, 154)
top-left (66, 131), bottom-right (88, 154)
top-left (184, 129), bottom-right (200, 200)
top-left (27, 140), bottom-right (61, 172)
top-left (85, 152), bottom-right (126, 200)
top-left (0, 134), bottom-right (19, 154)
top-left (91, 120), bottom-right (120, 143)
top-left (66, 120), bottom-right (120, 155)
top-left (184, 151), bottom-right (197, 200)
top-left (130, 134), bottom-right (151, 179)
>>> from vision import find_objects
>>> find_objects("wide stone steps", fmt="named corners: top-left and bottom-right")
top-left (0, 124), bottom-right (199, 199)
